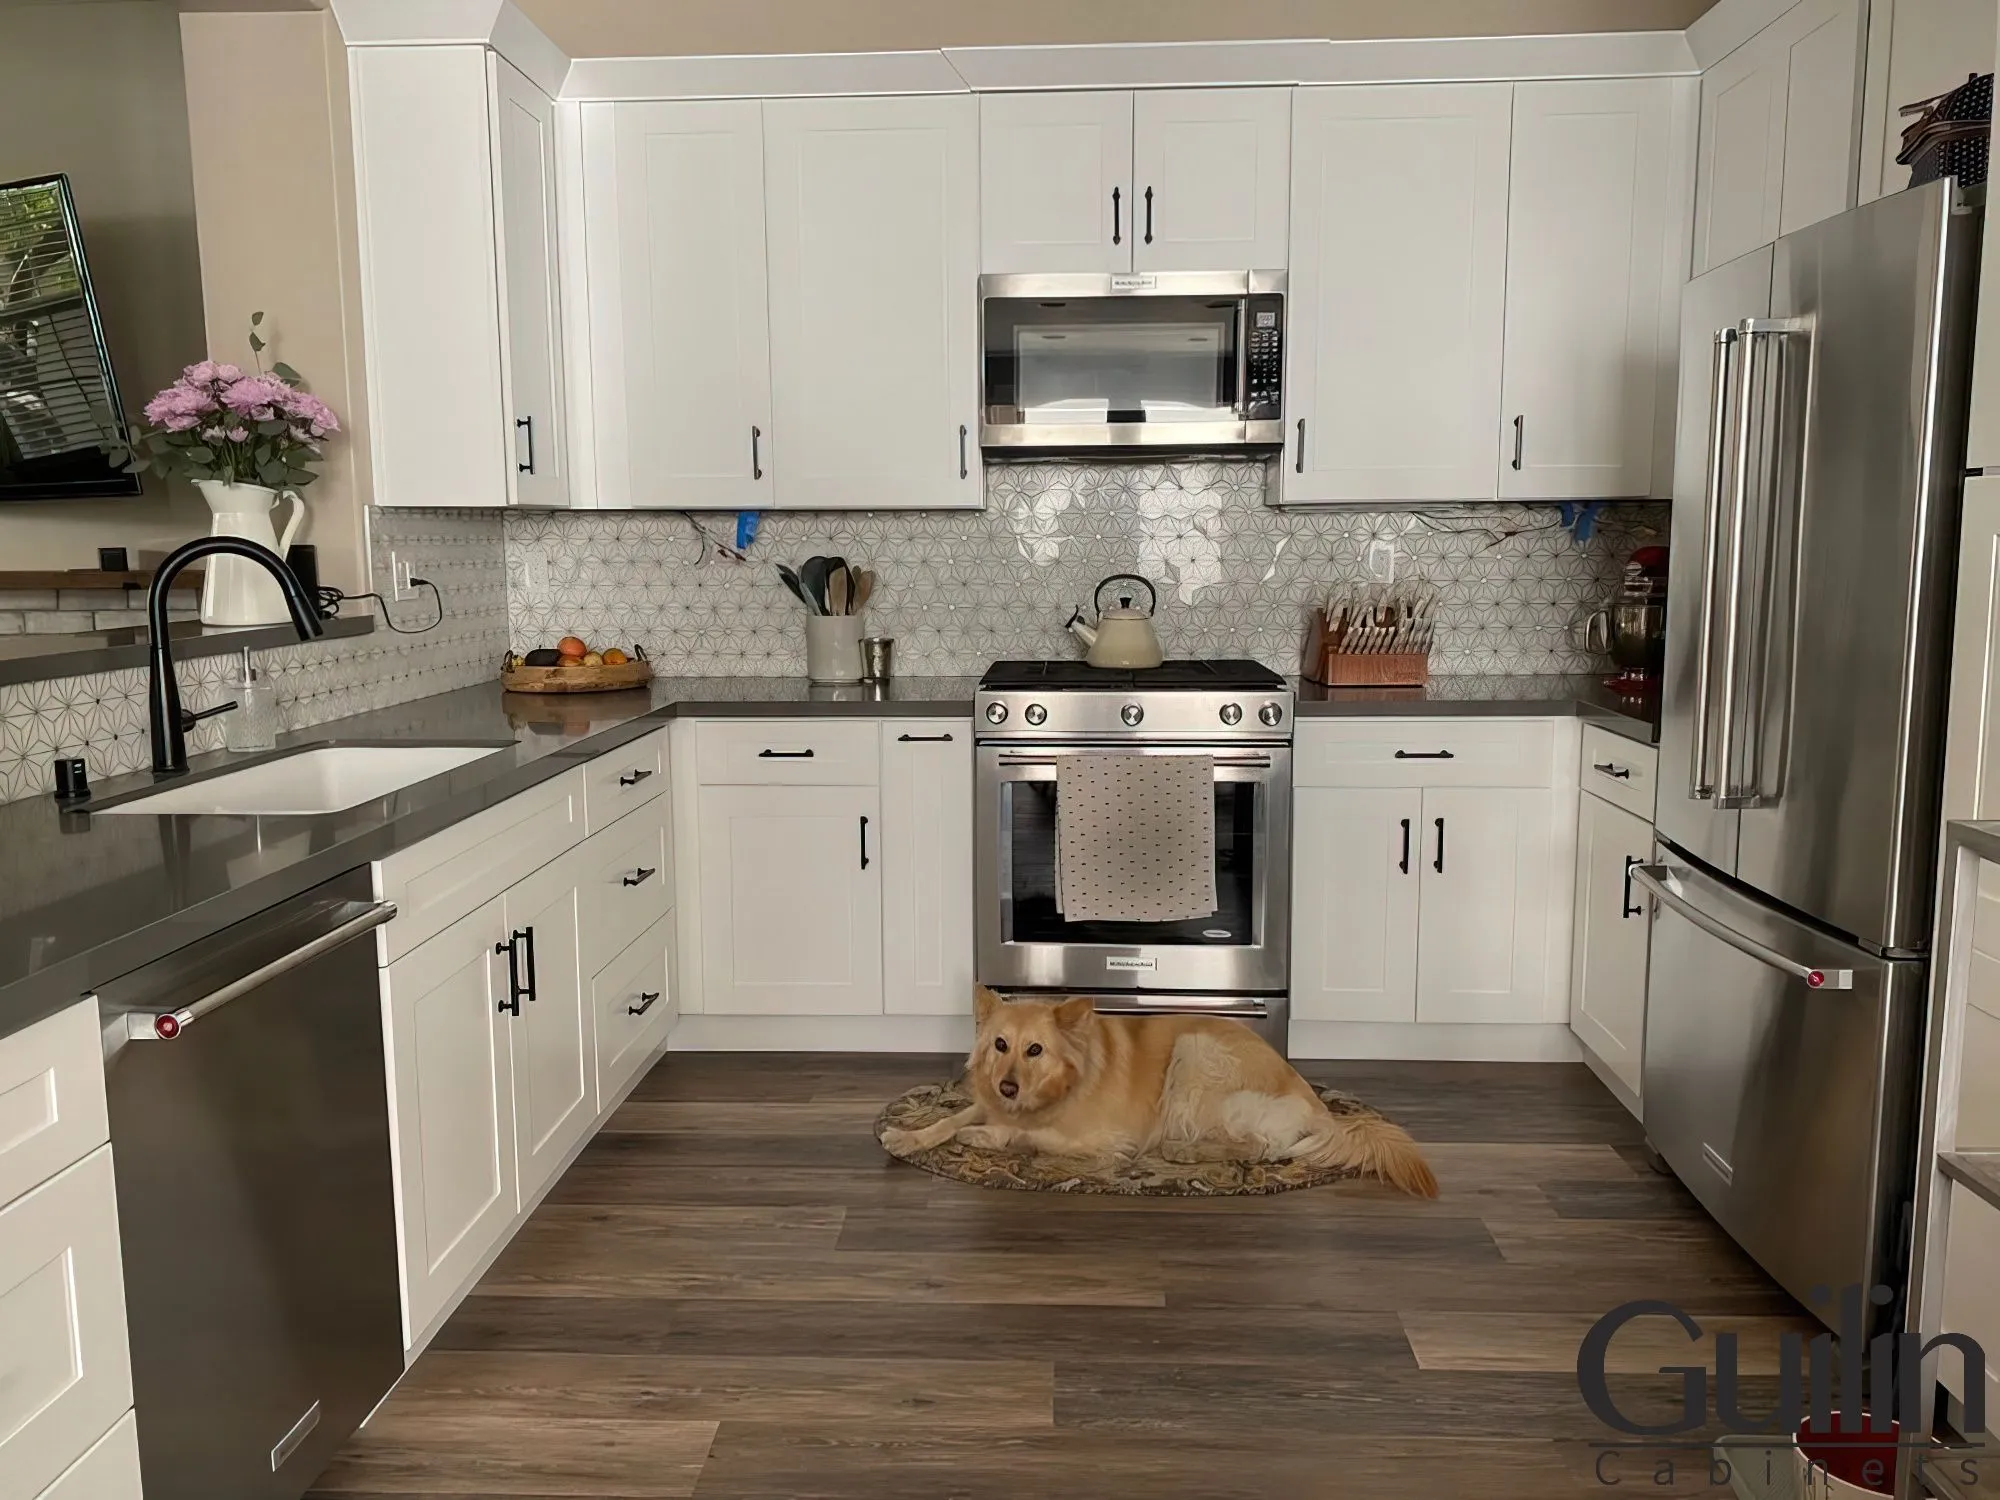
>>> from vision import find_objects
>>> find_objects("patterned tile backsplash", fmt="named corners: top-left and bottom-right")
top-left (0, 508), bottom-right (509, 804)
top-left (0, 460), bottom-right (1667, 805)
top-left (509, 460), bottom-right (1666, 678)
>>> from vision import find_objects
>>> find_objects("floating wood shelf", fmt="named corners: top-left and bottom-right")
top-left (0, 569), bottom-right (201, 591)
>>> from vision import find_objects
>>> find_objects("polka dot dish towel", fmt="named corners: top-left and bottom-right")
top-left (1055, 752), bottom-right (1217, 923)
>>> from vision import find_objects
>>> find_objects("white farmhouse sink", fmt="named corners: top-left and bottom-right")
top-left (98, 744), bottom-right (505, 816)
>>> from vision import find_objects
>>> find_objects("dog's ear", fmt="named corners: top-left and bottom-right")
top-left (1052, 996), bottom-right (1097, 1030)
top-left (973, 986), bottom-right (1005, 1026)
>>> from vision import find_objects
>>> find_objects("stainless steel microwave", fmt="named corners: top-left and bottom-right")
top-left (978, 271), bottom-right (1286, 454)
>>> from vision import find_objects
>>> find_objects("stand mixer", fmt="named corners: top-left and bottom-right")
top-left (1583, 546), bottom-right (1667, 695)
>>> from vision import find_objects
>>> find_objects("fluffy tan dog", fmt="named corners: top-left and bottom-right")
top-left (883, 988), bottom-right (1438, 1197)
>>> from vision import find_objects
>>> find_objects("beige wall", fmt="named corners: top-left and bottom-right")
top-left (0, 0), bottom-right (211, 570)
top-left (180, 7), bottom-right (373, 595)
top-left (516, 0), bottom-right (1718, 56)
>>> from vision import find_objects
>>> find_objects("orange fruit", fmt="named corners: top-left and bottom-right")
top-left (557, 635), bottom-right (588, 659)
top-left (602, 648), bottom-right (628, 666)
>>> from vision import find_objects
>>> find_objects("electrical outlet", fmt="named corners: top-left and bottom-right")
top-left (1365, 539), bottom-right (1399, 585)
top-left (388, 552), bottom-right (419, 602)
top-left (510, 547), bottom-right (551, 601)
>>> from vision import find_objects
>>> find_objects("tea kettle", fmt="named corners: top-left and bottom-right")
top-left (1066, 574), bottom-right (1165, 669)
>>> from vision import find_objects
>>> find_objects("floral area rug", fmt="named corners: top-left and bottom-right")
top-left (874, 1079), bottom-right (1389, 1196)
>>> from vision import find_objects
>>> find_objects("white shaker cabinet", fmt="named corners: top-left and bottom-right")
top-left (1130, 88), bottom-right (1291, 271)
top-left (980, 91), bottom-right (1133, 273)
top-left (1498, 80), bottom-right (1676, 500)
top-left (579, 100), bottom-right (773, 511)
top-left (1568, 789), bottom-right (1653, 1096)
top-left (881, 721), bottom-right (975, 1016)
top-left (1414, 788), bottom-right (1556, 1025)
top-left (763, 94), bottom-right (981, 509)
top-left (33, 1413), bottom-right (140, 1500)
top-left (1292, 788), bottom-right (1423, 1023)
top-left (501, 846), bottom-right (594, 1204)
top-left (1283, 85), bottom-right (1512, 503)
top-left (352, 47), bottom-right (569, 508)
top-left (697, 783), bottom-right (885, 1014)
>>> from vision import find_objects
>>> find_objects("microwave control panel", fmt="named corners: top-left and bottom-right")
top-left (1244, 296), bottom-right (1284, 419)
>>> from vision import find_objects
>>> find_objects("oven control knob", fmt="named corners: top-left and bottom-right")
top-left (1258, 702), bottom-right (1284, 727)
top-left (1024, 703), bottom-right (1047, 726)
top-left (985, 701), bottom-right (1008, 724)
top-left (1219, 703), bottom-right (1244, 726)
top-left (1121, 703), bottom-right (1144, 726)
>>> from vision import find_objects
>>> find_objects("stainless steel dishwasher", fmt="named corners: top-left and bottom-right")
top-left (97, 868), bottom-right (404, 1500)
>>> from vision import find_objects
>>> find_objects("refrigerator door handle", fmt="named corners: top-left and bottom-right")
top-left (1631, 864), bottom-right (1854, 990)
top-left (1712, 322), bottom-right (1763, 809)
top-left (1690, 327), bottom-right (1738, 801)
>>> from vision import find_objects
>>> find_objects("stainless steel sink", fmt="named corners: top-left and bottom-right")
top-left (94, 743), bottom-right (509, 816)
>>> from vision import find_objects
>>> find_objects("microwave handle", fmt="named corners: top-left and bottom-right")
top-left (1233, 299), bottom-right (1250, 420)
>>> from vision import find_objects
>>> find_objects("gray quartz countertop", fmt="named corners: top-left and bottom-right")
top-left (0, 670), bottom-right (1651, 1043)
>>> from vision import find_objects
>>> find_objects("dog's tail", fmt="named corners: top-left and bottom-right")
top-left (1297, 1111), bottom-right (1439, 1198)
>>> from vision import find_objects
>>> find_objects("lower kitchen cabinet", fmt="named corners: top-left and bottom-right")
top-left (697, 782), bottom-right (884, 1014)
top-left (1569, 789), bottom-right (1653, 1097)
top-left (382, 896), bottom-right (520, 1344)
top-left (1293, 788), bottom-right (1423, 1023)
top-left (881, 721), bottom-right (974, 1015)
top-left (595, 911), bottom-right (678, 1103)
top-left (33, 1412), bottom-right (140, 1500)
top-left (502, 845), bottom-right (594, 1203)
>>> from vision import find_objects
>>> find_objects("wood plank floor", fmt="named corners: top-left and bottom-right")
top-left (309, 1054), bottom-right (1812, 1499)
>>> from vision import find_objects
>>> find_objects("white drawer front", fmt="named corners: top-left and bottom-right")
top-left (1580, 724), bottom-right (1657, 820)
top-left (1939, 1191), bottom-right (2000, 1419)
top-left (34, 1412), bottom-right (139, 1500)
top-left (695, 719), bottom-right (880, 786)
top-left (594, 912), bottom-right (676, 1104)
top-left (0, 1000), bottom-right (107, 1215)
top-left (1295, 718), bottom-right (1557, 788)
top-left (579, 804), bottom-right (672, 968)
top-left (584, 726), bottom-right (670, 833)
top-left (0, 1149), bottom-right (132, 1500)
top-left (378, 768), bottom-right (587, 962)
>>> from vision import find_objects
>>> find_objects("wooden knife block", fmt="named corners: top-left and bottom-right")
top-left (1301, 608), bottom-right (1431, 687)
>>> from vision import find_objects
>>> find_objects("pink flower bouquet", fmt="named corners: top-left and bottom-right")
top-left (110, 313), bottom-right (340, 488)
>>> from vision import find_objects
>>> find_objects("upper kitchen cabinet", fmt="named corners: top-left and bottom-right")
top-left (763, 94), bottom-right (982, 509)
top-left (1692, 0), bottom-right (1866, 275)
top-left (351, 47), bottom-right (570, 508)
top-left (1499, 79), bottom-right (1678, 500)
top-left (979, 88), bottom-right (1290, 273)
top-left (980, 91), bottom-right (1133, 273)
top-left (579, 100), bottom-right (774, 511)
top-left (1283, 84), bottom-right (1511, 503)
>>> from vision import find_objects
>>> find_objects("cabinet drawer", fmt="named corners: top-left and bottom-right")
top-left (695, 720), bottom-right (880, 785)
top-left (579, 803), bottom-right (672, 966)
top-left (584, 726), bottom-right (669, 833)
top-left (378, 768), bottom-right (587, 962)
top-left (594, 911), bottom-right (676, 1105)
top-left (1580, 725), bottom-right (1657, 820)
top-left (1295, 718), bottom-right (1556, 788)
top-left (0, 1000), bottom-right (107, 1215)
top-left (1939, 1191), bottom-right (2000, 1418)
top-left (0, 1148), bottom-right (132, 1500)
top-left (34, 1412), bottom-right (139, 1500)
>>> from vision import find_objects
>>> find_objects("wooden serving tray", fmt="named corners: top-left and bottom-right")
top-left (501, 659), bottom-right (655, 694)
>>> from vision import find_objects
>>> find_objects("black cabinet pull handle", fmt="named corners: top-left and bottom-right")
top-left (1511, 414), bottom-right (1524, 471)
top-left (495, 928), bottom-right (532, 1015)
top-left (758, 748), bottom-right (815, 758)
top-left (897, 732), bottom-right (954, 743)
top-left (522, 925), bottom-right (538, 1004)
top-left (516, 414), bottom-right (535, 475)
top-left (1295, 418), bottom-right (1306, 474)
top-left (629, 990), bottom-right (662, 1017)
top-left (622, 867), bottom-right (657, 887)
top-left (859, 814), bottom-right (870, 870)
top-left (1143, 185), bottom-right (1154, 244)
top-left (1112, 186), bottom-right (1122, 245)
top-left (618, 767), bottom-right (655, 787)
top-left (1399, 817), bottom-right (1411, 875)
top-left (1592, 761), bottom-right (1632, 780)
top-left (1433, 818), bottom-right (1445, 875)
top-left (1394, 749), bottom-right (1456, 760)
top-left (1622, 855), bottom-right (1643, 919)
top-left (960, 424), bottom-right (969, 480)
top-left (750, 425), bottom-right (763, 480)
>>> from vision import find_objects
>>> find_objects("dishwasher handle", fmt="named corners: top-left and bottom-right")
top-left (1629, 865), bottom-right (1852, 990)
top-left (129, 901), bottom-right (398, 1040)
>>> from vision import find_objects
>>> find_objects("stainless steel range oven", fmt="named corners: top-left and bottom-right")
top-left (974, 660), bottom-right (1294, 1049)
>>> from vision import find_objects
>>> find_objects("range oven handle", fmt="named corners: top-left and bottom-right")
top-left (1630, 865), bottom-right (1853, 990)
top-left (126, 901), bottom-right (399, 1040)
top-left (993, 753), bottom-right (1275, 769)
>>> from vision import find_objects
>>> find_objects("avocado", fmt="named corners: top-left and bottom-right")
top-left (523, 648), bottom-right (562, 667)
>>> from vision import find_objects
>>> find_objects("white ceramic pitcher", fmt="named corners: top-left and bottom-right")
top-left (195, 481), bottom-right (304, 626)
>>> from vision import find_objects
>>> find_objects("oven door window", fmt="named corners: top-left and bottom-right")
top-left (1002, 777), bottom-right (1260, 946)
top-left (982, 295), bottom-right (1242, 425)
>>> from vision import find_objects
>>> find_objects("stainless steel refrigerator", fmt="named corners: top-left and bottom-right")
top-left (1638, 179), bottom-right (1981, 1328)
